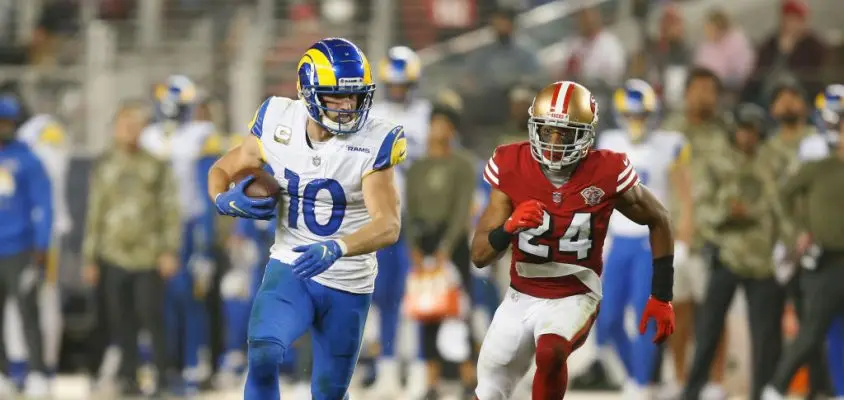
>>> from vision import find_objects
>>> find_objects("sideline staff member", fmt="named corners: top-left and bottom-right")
top-left (683, 104), bottom-right (786, 400)
top-left (763, 106), bottom-right (844, 399)
top-left (81, 101), bottom-right (180, 395)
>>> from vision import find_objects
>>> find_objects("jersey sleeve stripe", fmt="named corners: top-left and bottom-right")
top-left (483, 165), bottom-right (499, 186)
top-left (372, 125), bottom-right (406, 171)
top-left (254, 136), bottom-right (268, 162)
top-left (488, 157), bottom-right (499, 174)
top-left (617, 162), bottom-right (634, 182)
top-left (617, 170), bottom-right (639, 193)
top-left (248, 97), bottom-right (272, 138)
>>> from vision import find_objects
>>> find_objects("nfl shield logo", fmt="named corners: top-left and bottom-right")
top-left (312, 155), bottom-right (321, 166)
top-left (552, 192), bottom-right (562, 204)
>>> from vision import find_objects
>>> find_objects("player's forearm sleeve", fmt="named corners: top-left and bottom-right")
top-left (159, 166), bottom-right (182, 255)
top-left (27, 159), bottom-right (54, 251)
top-left (651, 255), bottom-right (674, 302)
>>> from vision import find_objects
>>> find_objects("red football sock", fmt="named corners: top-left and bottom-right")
top-left (532, 334), bottom-right (573, 400)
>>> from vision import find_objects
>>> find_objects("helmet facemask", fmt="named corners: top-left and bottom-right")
top-left (528, 113), bottom-right (595, 170)
top-left (819, 108), bottom-right (842, 145)
top-left (615, 111), bottom-right (656, 142)
top-left (301, 84), bottom-right (375, 135)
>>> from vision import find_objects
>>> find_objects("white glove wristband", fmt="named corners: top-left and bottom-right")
top-left (336, 239), bottom-right (349, 256)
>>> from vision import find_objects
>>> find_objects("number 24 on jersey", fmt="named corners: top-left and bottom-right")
top-left (518, 212), bottom-right (593, 260)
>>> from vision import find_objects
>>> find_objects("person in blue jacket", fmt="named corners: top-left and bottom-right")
top-left (0, 95), bottom-right (53, 397)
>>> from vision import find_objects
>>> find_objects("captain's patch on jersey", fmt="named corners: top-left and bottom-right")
top-left (274, 125), bottom-right (292, 144)
top-left (580, 186), bottom-right (605, 206)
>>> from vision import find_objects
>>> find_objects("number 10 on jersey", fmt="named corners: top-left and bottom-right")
top-left (284, 168), bottom-right (347, 236)
top-left (518, 212), bottom-right (593, 260)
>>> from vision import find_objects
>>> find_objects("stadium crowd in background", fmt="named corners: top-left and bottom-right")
top-left (0, 0), bottom-right (842, 399)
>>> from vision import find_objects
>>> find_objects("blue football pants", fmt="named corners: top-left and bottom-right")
top-left (164, 219), bottom-right (210, 384)
top-left (827, 316), bottom-right (844, 396)
top-left (595, 235), bottom-right (658, 385)
top-left (373, 236), bottom-right (410, 357)
top-left (245, 259), bottom-right (371, 400)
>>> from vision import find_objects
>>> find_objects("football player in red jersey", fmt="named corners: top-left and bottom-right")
top-left (471, 81), bottom-right (676, 400)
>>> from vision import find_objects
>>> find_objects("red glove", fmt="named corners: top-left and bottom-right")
top-left (639, 296), bottom-right (675, 344)
top-left (504, 200), bottom-right (546, 234)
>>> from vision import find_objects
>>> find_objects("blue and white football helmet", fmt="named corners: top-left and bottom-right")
top-left (296, 38), bottom-right (376, 135)
top-left (154, 74), bottom-right (198, 123)
top-left (613, 79), bottom-right (660, 142)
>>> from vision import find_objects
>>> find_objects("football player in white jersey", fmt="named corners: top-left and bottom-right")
top-left (15, 104), bottom-right (68, 389)
top-left (367, 45), bottom-right (432, 397)
top-left (594, 79), bottom-right (693, 397)
top-left (208, 37), bottom-right (405, 400)
top-left (139, 75), bottom-right (222, 392)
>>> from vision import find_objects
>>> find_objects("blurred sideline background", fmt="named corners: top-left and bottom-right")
top-left (1, 0), bottom-right (843, 399)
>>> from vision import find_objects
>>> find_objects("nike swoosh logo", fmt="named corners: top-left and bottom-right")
top-left (229, 201), bottom-right (248, 216)
top-left (321, 245), bottom-right (327, 259)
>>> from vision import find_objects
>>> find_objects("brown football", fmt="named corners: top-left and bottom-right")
top-left (231, 167), bottom-right (281, 199)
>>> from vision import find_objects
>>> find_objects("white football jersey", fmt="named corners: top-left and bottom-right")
top-left (17, 114), bottom-right (72, 236)
top-left (250, 97), bottom-right (406, 294)
top-left (798, 132), bottom-right (830, 162)
top-left (140, 120), bottom-right (219, 221)
top-left (370, 98), bottom-right (431, 208)
top-left (598, 129), bottom-right (688, 237)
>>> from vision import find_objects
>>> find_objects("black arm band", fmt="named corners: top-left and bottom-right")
top-left (488, 225), bottom-right (514, 252)
top-left (651, 255), bottom-right (675, 302)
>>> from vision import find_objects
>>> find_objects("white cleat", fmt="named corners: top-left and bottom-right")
top-left (622, 380), bottom-right (655, 400)
top-left (404, 361), bottom-right (428, 400)
top-left (368, 358), bottom-right (403, 398)
top-left (656, 381), bottom-right (682, 400)
top-left (23, 372), bottom-right (51, 399)
top-left (701, 383), bottom-right (727, 400)
top-left (0, 374), bottom-right (15, 398)
top-left (292, 381), bottom-right (312, 399)
top-left (761, 386), bottom-right (785, 400)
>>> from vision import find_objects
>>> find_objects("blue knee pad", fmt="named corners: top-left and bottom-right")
top-left (244, 340), bottom-right (284, 400)
top-left (247, 340), bottom-right (284, 380)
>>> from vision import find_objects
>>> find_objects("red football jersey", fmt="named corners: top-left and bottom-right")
top-left (482, 142), bottom-right (639, 299)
